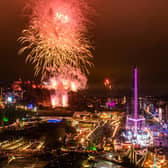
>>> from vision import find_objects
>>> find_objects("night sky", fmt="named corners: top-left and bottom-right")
top-left (1, 0), bottom-right (168, 96)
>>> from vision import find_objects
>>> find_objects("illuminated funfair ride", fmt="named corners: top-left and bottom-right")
top-left (122, 67), bottom-right (153, 147)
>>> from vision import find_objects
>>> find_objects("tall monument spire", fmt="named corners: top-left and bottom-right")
top-left (134, 67), bottom-right (138, 133)
top-left (125, 67), bottom-right (150, 147)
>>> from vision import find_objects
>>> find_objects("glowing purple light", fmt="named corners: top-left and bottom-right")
top-left (134, 67), bottom-right (138, 133)
top-left (127, 117), bottom-right (145, 122)
top-left (134, 67), bottom-right (138, 120)
top-left (126, 67), bottom-right (140, 134)
top-left (107, 101), bottom-right (115, 107)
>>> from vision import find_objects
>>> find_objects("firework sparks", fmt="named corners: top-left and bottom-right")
top-left (45, 66), bottom-right (87, 91)
top-left (45, 67), bottom-right (87, 107)
top-left (18, 0), bottom-right (94, 79)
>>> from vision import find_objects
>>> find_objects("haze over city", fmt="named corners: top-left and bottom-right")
top-left (1, 0), bottom-right (168, 95)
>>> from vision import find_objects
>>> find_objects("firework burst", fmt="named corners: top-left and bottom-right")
top-left (18, 0), bottom-right (94, 79)
top-left (48, 66), bottom-right (87, 90)
top-left (44, 66), bottom-right (87, 107)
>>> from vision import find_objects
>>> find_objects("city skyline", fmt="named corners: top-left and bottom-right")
top-left (1, 0), bottom-right (168, 95)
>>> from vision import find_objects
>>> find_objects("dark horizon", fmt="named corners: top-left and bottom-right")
top-left (1, 0), bottom-right (168, 96)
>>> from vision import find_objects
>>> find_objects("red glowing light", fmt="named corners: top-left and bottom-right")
top-left (32, 84), bottom-right (36, 88)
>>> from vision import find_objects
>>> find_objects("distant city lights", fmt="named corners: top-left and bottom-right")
top-left (7, 96), bottom-right (13, 103)
top-left (47, 119), bottom-right (62, 123)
